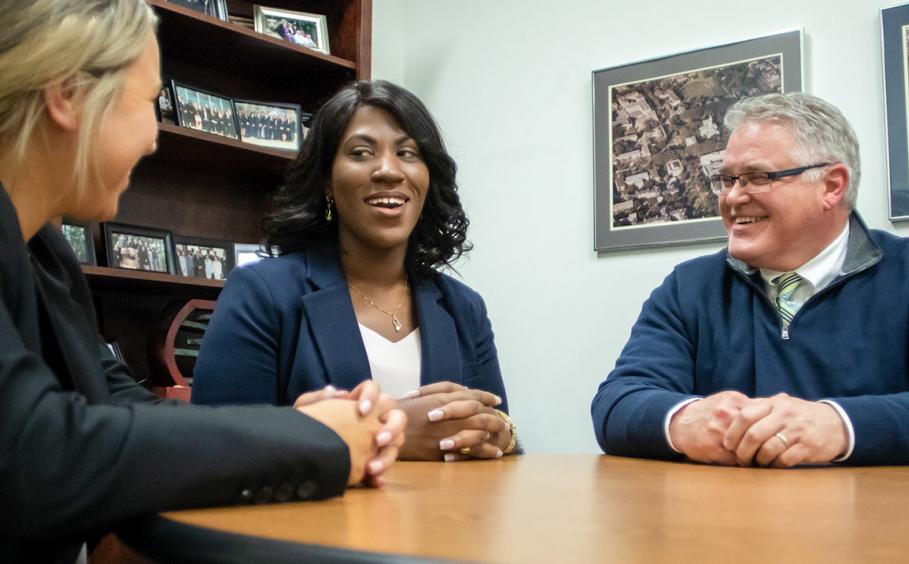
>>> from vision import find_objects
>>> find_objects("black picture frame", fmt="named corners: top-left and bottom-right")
top-left (103, 222), bottom-right (177, 275)
top-left (167, 0), bottom-right (228, 21)
top-left (592, 29), bottom-right (803, 252)
top-left (174, 235), bottom-right (236, 280)
top-left (171, 81), bottom-right (239, 140)
top-left (234, 99), bottom-right (303, 152)
top-left (882, 4), bottom-right (909, 220)
top-left (156, 84), bottom-right (176, 125)
top-left (61, 219), bottom-right (96, 266)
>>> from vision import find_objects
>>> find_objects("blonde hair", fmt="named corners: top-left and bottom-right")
top-left (0, 0), bottom-right (157, 197)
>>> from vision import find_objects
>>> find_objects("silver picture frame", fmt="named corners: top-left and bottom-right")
top-left (592, 29), bottom-right (803, 252)
top-left (881, 3), bottom-right (909, 221)
top-left (253, 5), bottom-right (330, 55)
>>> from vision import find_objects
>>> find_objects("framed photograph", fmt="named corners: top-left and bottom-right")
top-left (61, 219), bottom-right (96, 266)
top-left (166, 0), bottom-right (228, 21)
top-left (175, 236), bottom-right (235, 280)
top-left (882, 4), bottom-right (909, 220)
top-left (171, 81), bottom-right (239, 140)
top-left (253, 5), bottom-right (330, 54)
top-left (103, 223), bottom-right (176, 275)
top-left (156, 84), bottom-right (176, 125)
top-left (234, 99), bottom-right (302, 152)
top-left (592, 29), bottom-right (803, 252)
top-left (234, 243), bottom-right (265, 268)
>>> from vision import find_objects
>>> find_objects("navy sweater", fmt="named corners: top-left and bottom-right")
top-left (592, 214), bottom-right (909, 465)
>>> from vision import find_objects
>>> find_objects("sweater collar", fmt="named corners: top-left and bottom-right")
top-left (726, 211), bottom-right (882, 280)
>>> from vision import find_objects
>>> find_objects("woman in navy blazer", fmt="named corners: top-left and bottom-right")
top-left (193, 81), bottom-right (516, 461)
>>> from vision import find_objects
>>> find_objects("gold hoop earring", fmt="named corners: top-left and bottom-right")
top-left (325, 196), bottom-right (334, 221)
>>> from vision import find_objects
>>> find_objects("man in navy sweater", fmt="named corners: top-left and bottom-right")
top-left (592, 92), bottom-right (909, 467)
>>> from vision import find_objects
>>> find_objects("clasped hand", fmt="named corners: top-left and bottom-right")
top-left (295, 381), bottom-right (406, 487)
top-left (397, 381), bottom-right (511, 461)
top-left (668, 391), bottom-right (848, 468)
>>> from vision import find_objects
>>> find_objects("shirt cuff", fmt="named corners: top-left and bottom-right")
top-left (664, 398), bottom-right (702, 453)
top-left (818, 399), bottom-right (855, 462)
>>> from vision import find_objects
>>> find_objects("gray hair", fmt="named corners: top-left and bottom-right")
top-left (0, 0), bottom-right (157, 198)
top-left (724, 92), bottom-right (861, 208)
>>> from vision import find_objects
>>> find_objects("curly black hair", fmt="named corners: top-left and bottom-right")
top-left (262, 80), bottom-right (471, 277)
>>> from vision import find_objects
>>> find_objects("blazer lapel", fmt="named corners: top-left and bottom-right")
top-left (300, 244), bottom-right (371, 391)
top-left (413, 277), bottom-right (462, 386)
top-left (29, 234), bottom-right (110, 402)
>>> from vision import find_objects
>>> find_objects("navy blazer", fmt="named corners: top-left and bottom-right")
top-left (192, 242), bottom-right (508, 411)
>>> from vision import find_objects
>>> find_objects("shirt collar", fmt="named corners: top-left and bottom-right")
top-left (759, 222), bottom-right (850, 293)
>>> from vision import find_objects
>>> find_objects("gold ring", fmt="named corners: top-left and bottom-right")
top-left (458, 447), bottom-right (471, 455)
top-left (774, 432), bottom-right (791, 449)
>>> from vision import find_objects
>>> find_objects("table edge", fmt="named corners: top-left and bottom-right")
top-left (116, 513), bottom-right (448, 564)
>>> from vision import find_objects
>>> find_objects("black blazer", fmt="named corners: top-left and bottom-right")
top-left (0, 186), bottom-right (350, 563)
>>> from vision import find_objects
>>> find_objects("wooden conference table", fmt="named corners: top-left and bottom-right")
top-left (118, 454), bottom-right (909, 563)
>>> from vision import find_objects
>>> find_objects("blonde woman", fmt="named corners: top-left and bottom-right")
top-left (0, 1), bottom-right (406, 561)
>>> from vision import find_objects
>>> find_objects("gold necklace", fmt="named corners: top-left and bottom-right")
top-left (348, 277), bottom-right (409, 332)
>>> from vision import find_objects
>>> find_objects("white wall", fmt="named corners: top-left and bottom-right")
top-left (372, 0), bottom-right (908, 453)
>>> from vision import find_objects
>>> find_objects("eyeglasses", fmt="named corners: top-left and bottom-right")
top-left (709, 162), bottom-right (833, 195)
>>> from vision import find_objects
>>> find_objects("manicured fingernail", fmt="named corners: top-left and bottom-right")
top-left (427, 409), bottom-right (444, 421)
top-left (494, 395), bottom-right (502, 405)
top-left (376, 431), bottom-right (392, 447)
top-left (404, 389), bottom-right (420, 398)
top-left (439, 438), bottom-right (455, 450)
top-left (444, 453), bottom-right (457, 462)
top-left (495, 450), bottom-right (503, 458)
top-left (359, 400), bottom-right (372, 415)
top-left (369, 460), bottom-right (384, 474)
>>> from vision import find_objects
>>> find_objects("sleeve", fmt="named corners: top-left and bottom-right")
top-left (469, 292), bottom-right (509, 414)
top-left (99, 338), bottom-right (179, 406)
top-left (192, 265), bottom-right (283, 405)
top-left (827, 393), bottom-right (909, 465)
top-left (590, 270), bottom-right (699, 460)
top-left (0, 295), bottom-right (349, 543)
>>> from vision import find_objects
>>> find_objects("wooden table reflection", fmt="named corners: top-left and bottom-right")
top-left (120, 454), bottom-right (909, 563)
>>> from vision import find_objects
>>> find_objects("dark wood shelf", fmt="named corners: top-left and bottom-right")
top-left (152, 0), bottom-right (357, 108)
top-left (83, 265), bottom-right (223, 299)
top-left (151, 122), bottom-right (293, 182)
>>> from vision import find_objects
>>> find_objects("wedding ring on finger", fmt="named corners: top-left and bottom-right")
top-left (458, 447), bottom-right (471, 456)
top-left (774, 432), bottom-right (791, 449)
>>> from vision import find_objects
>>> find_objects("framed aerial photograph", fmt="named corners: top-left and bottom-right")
top-left (253, 6), bottom-right (330, 54)
top-left (103, 223), bottom-right (176, 275)
top-left (234, 243), bottom-right (265, 268)
top-left (175, 236), bottom-right (235, 280)
top-left (61, 219), bottom-right (96, 266)
top-left (171, 81), bottom-right (239, 140)
top-left (234, 99), bottom-right (302, 152)
top-left (166, 0), bottom-right (228, 21)
top-left (592, 29), bottom-right (803, 252)
top-left (882, 4), bottom-right (909, 220)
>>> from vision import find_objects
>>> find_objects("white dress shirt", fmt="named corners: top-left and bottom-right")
top-left (664, 222), bottom-right (856, 461)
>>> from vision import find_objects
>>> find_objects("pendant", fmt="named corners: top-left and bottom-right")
top-left (392, 315), bottom-right (402, 332)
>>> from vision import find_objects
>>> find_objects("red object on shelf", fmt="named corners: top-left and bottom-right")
top-left (148, 299), bottom-right (217, 401)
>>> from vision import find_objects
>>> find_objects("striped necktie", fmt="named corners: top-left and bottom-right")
top-left (774, 272), bottom-right (803, 330)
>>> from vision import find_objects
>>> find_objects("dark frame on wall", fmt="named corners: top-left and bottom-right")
top-left (882, 3), bottom-right (909, 220)
top-left (592, 28), bottom-right (803, 252)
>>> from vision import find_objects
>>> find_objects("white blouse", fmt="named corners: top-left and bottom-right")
top-left (357, 324), bottom-right (422, 399)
